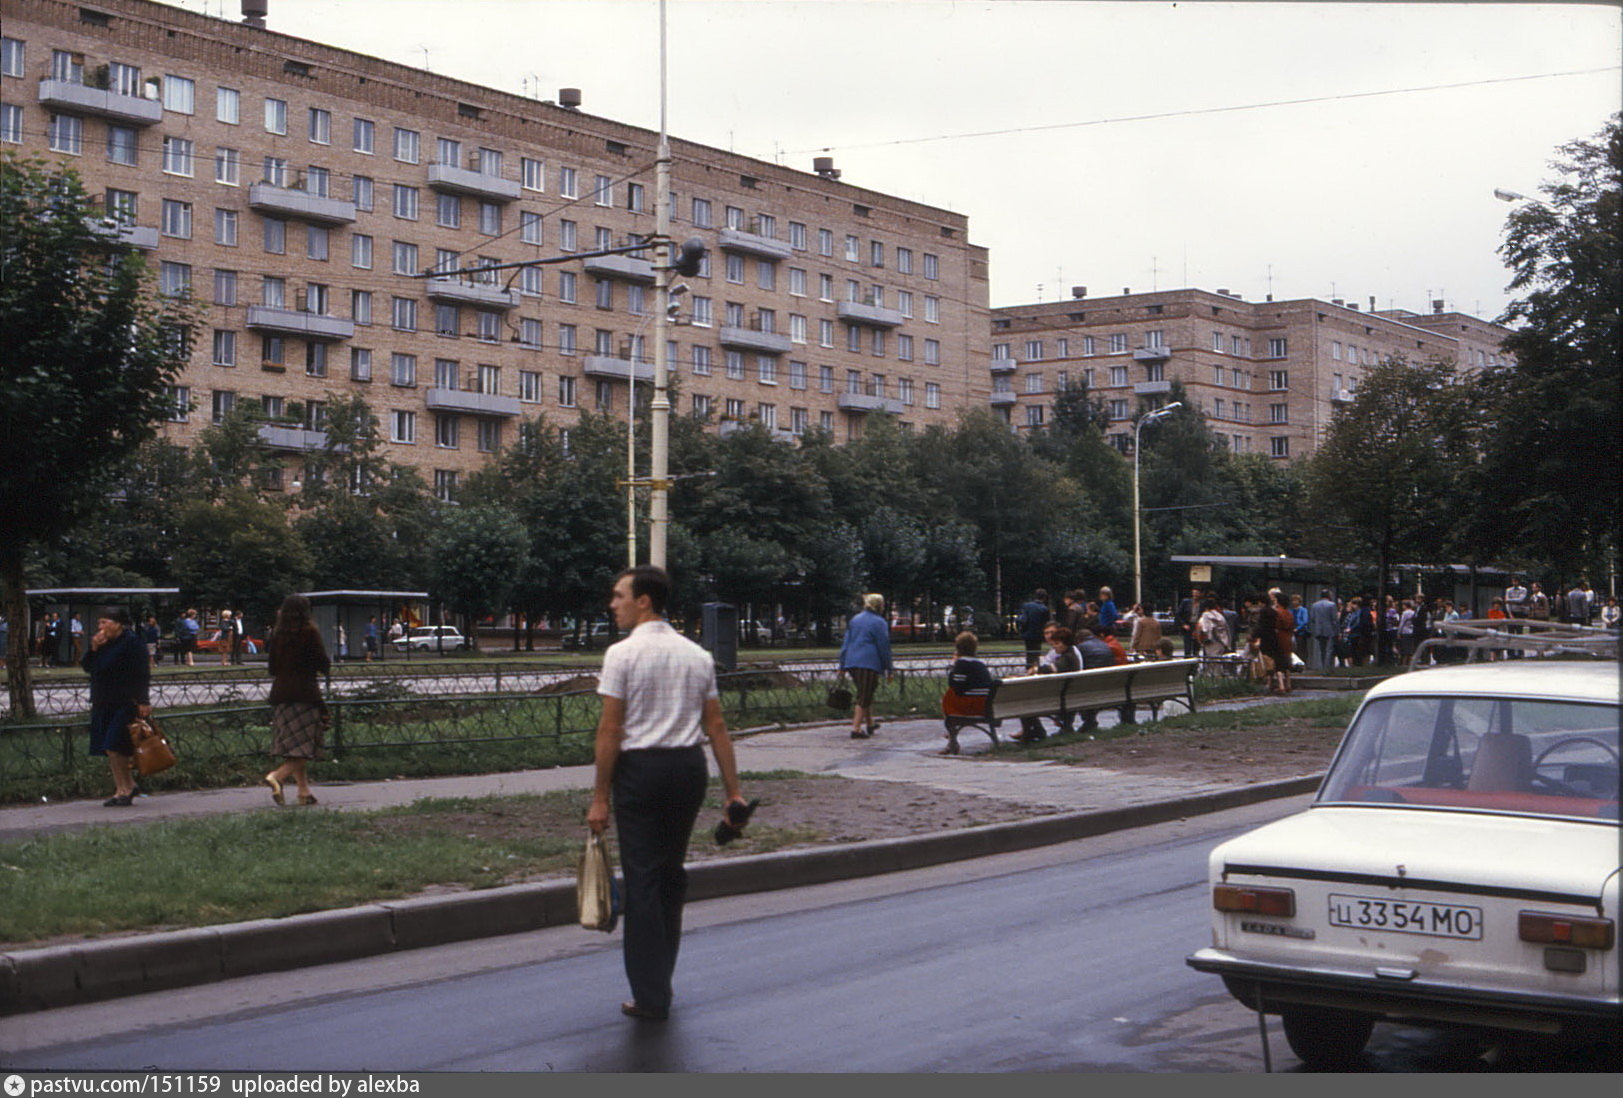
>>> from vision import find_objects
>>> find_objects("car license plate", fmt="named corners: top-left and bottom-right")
top-left (1327, 894), bottom-right (1483, 940)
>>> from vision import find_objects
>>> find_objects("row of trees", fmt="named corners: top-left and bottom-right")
top-left (4, 117), bottom-right (1616, 716)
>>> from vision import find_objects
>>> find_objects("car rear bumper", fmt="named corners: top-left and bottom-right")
top-left (1188, 948), bottom-right (1621, 1036)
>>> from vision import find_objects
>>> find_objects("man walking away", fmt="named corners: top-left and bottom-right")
top-left (1308, 590), bottom-right (1338, 671)
top-left (1017, 589), bottom-right (1051, 667)
top-left (588, 565), bottom-right (748, 1023)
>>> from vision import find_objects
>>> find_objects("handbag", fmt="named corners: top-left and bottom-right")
top-left (128, 715), bottom-right (177, 776)
top-left (826, 676), bottom-right (853, 712)
top-left (1249, 652), bottom-right (1275, 681)
top-left (576, 831), bottom-right (620, 932)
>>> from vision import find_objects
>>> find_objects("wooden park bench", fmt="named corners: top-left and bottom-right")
top-left (940, 658), bottom-right (1200, 755)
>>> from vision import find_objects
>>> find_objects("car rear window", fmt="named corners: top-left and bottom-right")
top-left (1318, 695), bottom-right (1619, 821)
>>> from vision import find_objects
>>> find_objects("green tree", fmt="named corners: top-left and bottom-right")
top-left (427, 501), bottom-right (530, 649)
top-left (1476, 115), bottom-right (1621, 577)
top-left (1299, 357), bottom-right (1479, 659)
top-left (170, 487), bottom-right (315, 626)
top-left (1, 156), bottom-right (192, 717)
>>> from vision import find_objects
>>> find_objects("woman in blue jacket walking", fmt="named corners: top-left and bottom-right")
top-left (838, 593), bottom-right (893, 739)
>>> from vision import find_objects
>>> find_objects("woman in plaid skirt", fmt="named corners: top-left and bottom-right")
top-left (264, 594), bottom-right (331, 806)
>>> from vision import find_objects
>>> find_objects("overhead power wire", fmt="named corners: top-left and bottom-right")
top-left (782, 67), bottom-right (1622, 155)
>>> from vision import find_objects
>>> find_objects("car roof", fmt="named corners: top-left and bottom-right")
top-left (1366, 660), bottom-right (1620, 706)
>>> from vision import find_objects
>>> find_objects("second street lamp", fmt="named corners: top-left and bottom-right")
top-left (1133, 401), bottom-right (1182, 610)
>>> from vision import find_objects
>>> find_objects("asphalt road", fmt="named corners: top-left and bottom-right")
top-left (2, 797), bottom-right (1607, 1073)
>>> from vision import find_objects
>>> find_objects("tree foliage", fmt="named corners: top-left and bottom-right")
top-left (1477, 114), bottom-right (1621, 575)
top-left (1, 156), bottom-right (193, 716)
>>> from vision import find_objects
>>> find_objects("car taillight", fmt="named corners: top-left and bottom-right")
top-left (1519, 911), bottom-right (1615, 950)
top-left (1213, 884), bottom-right (1296, 917)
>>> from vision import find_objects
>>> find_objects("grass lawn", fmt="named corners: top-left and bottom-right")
top-left (0, 772), bottom-right (832, 947)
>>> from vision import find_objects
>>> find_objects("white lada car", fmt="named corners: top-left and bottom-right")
top-left (1188, 660), bottom-right (1620, 1067)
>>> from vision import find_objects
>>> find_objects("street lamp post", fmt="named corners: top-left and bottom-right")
top-left (1132, 402), bottom-right (1182, 610)
top-left (648, 0), bottom-right (673, 570)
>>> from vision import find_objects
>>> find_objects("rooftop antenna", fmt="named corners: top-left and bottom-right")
top-left (1267, 264), bottom-right (1274, 300)
top-left (418, 46), bottom-right (432, 72)
top-left (1036, 283), bottom-right (1045, 303)
top-left (1151, 255), bottom-right (1159, 291)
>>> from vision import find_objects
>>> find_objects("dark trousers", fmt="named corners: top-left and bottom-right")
top-left (1022, 638), bottom-right (1043, 666)
top-left (613, 745), bottom-right (708, 1014)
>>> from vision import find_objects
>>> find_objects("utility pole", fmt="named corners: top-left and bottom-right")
top-left (649, 0), bottom-right (673, 569)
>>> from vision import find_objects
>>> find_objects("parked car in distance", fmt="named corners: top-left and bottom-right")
top-left (391, 625), bottom-right (466, 653)
top-left (1187, 660), bottom-right (1620, 1068)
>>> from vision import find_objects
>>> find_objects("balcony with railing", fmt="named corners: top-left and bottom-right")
top-left (837, 391), bottom-right (906, 415)
top-left (424, 389), bottom-right (522, 417)
top-left (424, 278), bottom-right (520, 310)
top-left (37, 78), bottom-right (163, 125)
top-left (837, 300), bottom-right (905, 328)
top-left (582, 253), bottom-right (655, 284)
top-left (257, 425), bottom-right (331, 452)
top-left (582, 355), bottom-right (655, 383)
top-left (426, 163), bottom-right (522, 202)
top-left (248, 183), bottom-right (357, 225)
top-left (87, 219), bottom-right (159, 250)
top-left (988, 391), bottom-right (1018, 407)
top-left (1133, 379), bottom-right (1172, 395)
top-left (1133, 345), bottom-right (1171, 363)
top-left (719, 324), bottom-right (792, 354)
top-left (1331, 387), bottom-right (1355, 403)
top-left (245, 307), bottom-right (356, 341)
top-left (990, 357), bottom-right (1019, 374)
top-left (718, 228), bottom-right (793, 261)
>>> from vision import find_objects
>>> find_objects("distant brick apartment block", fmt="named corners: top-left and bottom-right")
top-left (1, 0), bottom-right (991, 498)
top-left (988, 287), bottom-right (1513, 459)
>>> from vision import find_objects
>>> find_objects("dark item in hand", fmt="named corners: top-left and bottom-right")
top-left (713, 798), bottom-right (761, 846)
top-left (826, 683), bottom-right (853, 711)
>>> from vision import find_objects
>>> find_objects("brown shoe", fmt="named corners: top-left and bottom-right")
top-left (621, 1001), bottom-right (668, 1021)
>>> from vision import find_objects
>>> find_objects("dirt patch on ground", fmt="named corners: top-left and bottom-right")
top-left (974, 699), bottom-right (1355, 784)
top-left (376, 777), bottom-right (1054, 868)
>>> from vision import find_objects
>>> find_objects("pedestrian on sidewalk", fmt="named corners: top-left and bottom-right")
top-left (1016, 589), bottom-right (1051, 666)
top-left (838, 592), bottom-right (893, 739)
top-left (82, 607), bottom-right (151, 807)
top-left (264, 594), bottom-right (331, 807)
top-left (588, 565), bottom-right (748, 1023)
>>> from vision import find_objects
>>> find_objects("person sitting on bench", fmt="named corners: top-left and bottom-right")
top-left (1015, 626), bottom-right (1081, 742)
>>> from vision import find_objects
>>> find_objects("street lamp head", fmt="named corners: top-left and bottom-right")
top-left (1493, 188), bottom-right (1529, 204)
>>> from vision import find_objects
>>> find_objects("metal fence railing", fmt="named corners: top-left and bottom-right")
top-left (0, 668), bottom-right (951, 804)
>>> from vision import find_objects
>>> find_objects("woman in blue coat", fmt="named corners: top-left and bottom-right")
top-left (838, 593), bottom-right (893, 739)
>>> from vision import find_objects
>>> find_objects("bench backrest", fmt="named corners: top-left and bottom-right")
top-left (988, 659), bottom-right (1198, 721)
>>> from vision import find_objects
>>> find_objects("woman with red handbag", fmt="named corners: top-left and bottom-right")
top-left (81, 607), bottom-right (151, 807)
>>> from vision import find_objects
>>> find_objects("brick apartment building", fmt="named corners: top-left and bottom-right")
top-left (988, 286), bottom-right (1513, 459)
top-left (1, 0), bottom-right (992, 499)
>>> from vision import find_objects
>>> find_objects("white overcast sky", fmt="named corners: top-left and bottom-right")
top-left (166, 0), bottom-right (1619, 319)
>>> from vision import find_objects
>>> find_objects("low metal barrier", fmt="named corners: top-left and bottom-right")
top-left (0, 667), bottom-right (949, 803)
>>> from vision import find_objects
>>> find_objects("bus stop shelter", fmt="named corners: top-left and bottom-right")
top-left (300, 590), bottom-right (430, 662)
top-left (24, 588), bottom-right (181, 665)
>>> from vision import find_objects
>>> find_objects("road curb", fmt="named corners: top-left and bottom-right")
top-left (0, 774), bottom-right (1322, 1015)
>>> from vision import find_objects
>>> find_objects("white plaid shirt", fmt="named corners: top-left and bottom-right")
top-left (597, 619), bottom-right (719, 750)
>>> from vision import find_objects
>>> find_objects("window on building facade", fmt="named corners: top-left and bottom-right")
top-left (263, 97), bottom-right (287, 134)
top-left (1270, 403), bottom-right (1289, 424)
top-left (1109, 365), bottom-right (1128, 387)
top-left (393, 127), bottom-right (419, 163)
top-left (1270, 437), bottom-right (1289, 458)
top-left (0, 104), bottom-right (22, 145)
top-left (923, 339), bottom-right (940, 366)
top-left (211, 390), bottom-right (236, 424)
top-left (393, 184), bottom-right (419, 220)
top-left (392, 296), bottom-right (418, 332)
top-left (922, 253), bottom-right (939, 280)
top-left (1268, 338), bottom-right (1288, 358)
top-left (162, 74), bottom-right (194, 114)
top-left (212, 329), bottom-right (236, 367)
top-left (557, 375), bottom-right (577, 407)
top-left (48, 114), bottom-right (82, 155)
top-left (212, 268), bottom-right (237, 306)
top-left (924, 296), bottom-right (940, 323)
top-left (1269, 370), bottom-right (1288, 390)
top-left (350, 347), bottom-right (372, 381)
top-left (925, 382), bottom-right (941, 409)
top-left (0, 37), bottom-right (22, 78)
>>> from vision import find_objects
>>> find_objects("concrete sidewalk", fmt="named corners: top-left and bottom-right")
top-left (0, 695), bottom-right (1331, 1014)
top-left (0, 692), bottom-right (1316, 841)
